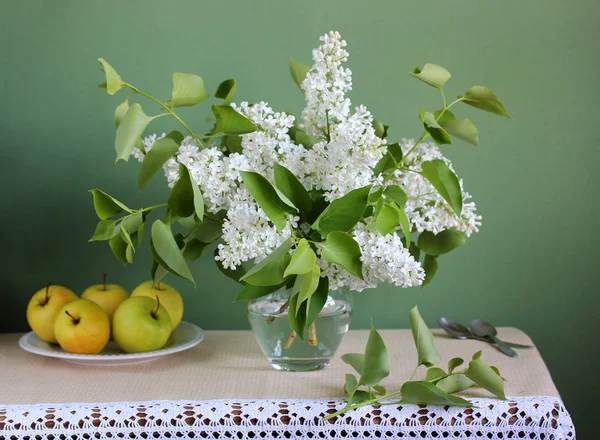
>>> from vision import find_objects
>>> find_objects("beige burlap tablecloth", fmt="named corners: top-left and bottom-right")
top-left (0, 327), bottom-right (559, 404)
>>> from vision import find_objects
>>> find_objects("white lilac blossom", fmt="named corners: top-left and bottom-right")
top-left (319, 218), bottom-right (425, 292)
top-left (136, 31), bottom-right (481, 291)
top-left (390, 139), bottom-right (482, 237)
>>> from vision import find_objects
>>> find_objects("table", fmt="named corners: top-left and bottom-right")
top-left (0, 328), bottom-right (575, 439)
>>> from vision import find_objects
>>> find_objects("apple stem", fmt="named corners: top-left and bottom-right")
top-left (151, 295), bottom-right (161, 319)
top-left (157, 282), bottom-right (162, 290)
top-left (41, 282), bottom-right (52, 306)
top-left (65, 310), bottom-right (80, 325)
top-left (103, 273), bottom-right (107, 291)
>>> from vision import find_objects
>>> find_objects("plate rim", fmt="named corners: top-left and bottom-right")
top-left (18, 321), bottom-right (204, 362)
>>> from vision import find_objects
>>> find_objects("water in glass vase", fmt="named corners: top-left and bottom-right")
top-left (248, 294), bottom-right (352, 372)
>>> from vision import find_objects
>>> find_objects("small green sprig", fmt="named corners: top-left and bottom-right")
top-left (323, 306), bottom-right (507, 421)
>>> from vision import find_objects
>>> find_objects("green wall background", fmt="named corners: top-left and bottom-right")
top-left (1, 1), bottom-right (597, 436)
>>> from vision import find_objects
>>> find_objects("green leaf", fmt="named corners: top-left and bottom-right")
top-left (234, 283), bottom-right (283, 301)
top-left (436, 374), bottom-right (475, 394)
top-left (151, 260), bottom-right (169, 285)
top-left (420, 159), bottom-right (463, 215)
top-left (294, 131), bottom-right (318, 149)
top-left (372, 119), bottom-right (385, 138)
top-left (288, 293), bottom-right (307, 339)
top-left (422, 254), bottom-right (438, 287)
top-left (115, 104), bottom-right (155, 162)
top-left (240, 171), bottom-right (293, 231)
top-left (215, 79), bottom-right (236, 105)
top-left (137, 131), bottom-right (183, 190)
top-left (491, 366), bottom-right (507, 381)
top-left (368, 186), bottom-right (383, 204)
top-left (409, 64), bottom-right (451, 89)
top-left (121, 212), bottom-right (144, 234)
top-left (401, 381), bottom-right (472, 407)
top-left (316, 232), bottom-right (363, 279)
top-left (383, 185), bottom-right (407, 208)
top-left (150, 220), bottom-right (194, 283)
top-left (312, 185), bottom-right (371, 236)
top-left (131, 221), bottom-right (145, 247)
top-left (418, 229), bottom-right (466, 257)
top-left (89, 219), bottom-right (116, 242)
top-left (295, 264), bottom-right (321, 314)
top-left (168, 72), bottom-right (209, 107)
top-left (350, 390), bottom-right (372, 405)
top-left (460, 86), bottom-right (510, 118)
top-left (448, 357), bottom-right (464, 373)
top-left (344, 374), bottom-right (358, 398)
top-left (420, 110), bottom-right (452, 145)
top-left (358, 325), bottom-right (390, 387)
top-left (191, 218), bottom-right (222, 243)
top-left (341, 353), bottom-right (365, 375)
top-left (273, 163), bottom-right (312, 213)
top-left (284, 239), bottom-right (316, 277)
top-left (97, 58), bottom-right (124, 95)
top-left (409, 305), bottom-right (441, 367)
top-left (89, 189), bottom-right (131, 220)
top-left (125, 243), bottom-right (134, 263)
top-left (212, 104), bottom-right (257, 135)
top-left (305, 276), bottom-right (329, 328)
top-left (119, 222), bottom-right (135, 250)
top-left (465, 358), bottom-right (507, 399)
top-left (389, 203), bottom-right (411, 248)
top-left (409, 242), bottom-right (421, 261)
top-left (425, 367), bottom-right (447, 383)
top-left (108, 235), bottom-right (128, 264)
top-left (114, 96), bottom-right (129, 128)
top-left (240, 238), bottom-right (292, 286)
top-left (376, 203), bottom-right (400, 236)
top-left (224, 135), bottom-right (243, 154)
top-left (433, 109), bottom-right (456, 127)
top-left (374, 143), bottom-right (403, 175)
top-left (168, 164), bottom-right (204, 220)
top-left (443, 118), bottom-right (479, 146)
top-left (183, 239), bottom-right (208, 261)
top-left (373, 385), bottom-right (387, 395)
top-left (289, 57), bottom-right (310, 91)
top-left (472, 350), bottom-right (482, 360)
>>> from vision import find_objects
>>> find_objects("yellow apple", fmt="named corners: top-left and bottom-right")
top-left (26, 284), bottom-right (78, 343)
top-left (54, 299), bottom-right (110, 354)
top-left (81, 274), bottom-right (129, 322)
top-left (131, 281), bottom-right (183, 330)
top-left (112, 296), bottom-right (172, 353)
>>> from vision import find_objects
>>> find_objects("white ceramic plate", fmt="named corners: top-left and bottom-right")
top-left (18, 321), bottom-right (204, 366)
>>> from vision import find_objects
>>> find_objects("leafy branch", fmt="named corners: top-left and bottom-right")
top-left (323, 305), bottom-right (506, 420)
top-left (368, 62), bottom-right (509, 287)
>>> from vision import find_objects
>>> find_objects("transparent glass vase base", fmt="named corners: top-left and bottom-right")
top-left (248, 286), bottom-right (352, 373)
top-left (268, 358), bottom-right (330, 372)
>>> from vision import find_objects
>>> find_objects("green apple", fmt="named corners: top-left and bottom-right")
top-left (54, 299), bottom-right (111, 354)
top-left (81, 274), bottom-right (129, 322)
top-left (112, 296), bottom-right (172, 353)
top-left (131, 281), bottom-right (183, 330)
top-left (26, 284), bottom-right (78, 343)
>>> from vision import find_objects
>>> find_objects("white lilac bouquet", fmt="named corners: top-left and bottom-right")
top-left (91, 31), bottom-right (508, 339)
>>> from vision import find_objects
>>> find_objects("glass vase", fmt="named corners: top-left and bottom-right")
top-left (247, 284), bottom-right (352, 372)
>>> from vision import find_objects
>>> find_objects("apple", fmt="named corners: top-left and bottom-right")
top-left (131, 281), bottom-right (183, 330)
top-left (112, 296), bottom-right (172, 353)
top-left (54, 299), bottom-right (111, 354)
top-left (26, 284), bottom-right (78, 343)
top-left (81, 273), bottom-right (129, 322)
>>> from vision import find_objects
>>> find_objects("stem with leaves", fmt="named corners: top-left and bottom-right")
top-left (325, 306), bottom-right (508, 421)
top-left (124, 83), bottom-right (206, 149)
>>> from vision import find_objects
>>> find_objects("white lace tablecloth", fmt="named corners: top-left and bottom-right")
top-left (0, 329), bottom-right (576, 439)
